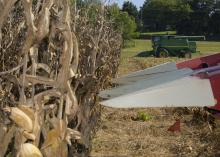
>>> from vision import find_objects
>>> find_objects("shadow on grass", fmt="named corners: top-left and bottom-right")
top-left (135, 50), bottom-right (154, 57)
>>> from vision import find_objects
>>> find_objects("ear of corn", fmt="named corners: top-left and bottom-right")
top-left (4, 107), bottom-right (33, 132)
top-left (18, 105), bottom-right (35, 122)
top-left (18, 143), bottom-right (43, 157)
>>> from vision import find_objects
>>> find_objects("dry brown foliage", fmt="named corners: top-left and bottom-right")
top-left (0, 0), bottom-right (121, 156)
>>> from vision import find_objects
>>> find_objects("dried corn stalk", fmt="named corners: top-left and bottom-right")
top-left (0, 0), bottom-right (121, 156)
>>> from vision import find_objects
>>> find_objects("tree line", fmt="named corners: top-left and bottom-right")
top-left (121, 0), bottom-right (220, 39)
top-left (71, 0), bottom-right (220, 40)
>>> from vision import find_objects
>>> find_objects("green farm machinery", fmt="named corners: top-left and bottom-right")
top-left (151, 35), bottom-right (205, 58)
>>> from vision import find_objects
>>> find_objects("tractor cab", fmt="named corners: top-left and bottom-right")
top-left (151, 35), bottom-right (205, 58)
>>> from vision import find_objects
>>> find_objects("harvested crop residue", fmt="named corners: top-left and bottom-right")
top-left (91, 57), bottom-right (220, 157)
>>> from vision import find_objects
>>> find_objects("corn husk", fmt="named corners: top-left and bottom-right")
top-left (23, 131), bottom-right (36, 141)
top-left (41, 129), bottom-right (68, 157)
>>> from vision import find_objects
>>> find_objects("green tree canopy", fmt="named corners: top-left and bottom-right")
top-left (141, 0), bottom-right (191, 31)
top-left (176, 0), bottom-right (219, 35)
top-left (139, 0), bottom-right (220, 37)
top-left (107, 3), bottom-right (137, 40)
top-left (122, 1), bottom-right (139, 20)
top-left (118, 12), bottom-right (137, 40)
top-left (186, 0), bottom-right (216, 11)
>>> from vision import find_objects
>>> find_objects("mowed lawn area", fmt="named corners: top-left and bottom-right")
top-left (119, 39), bottom-right (220, 75)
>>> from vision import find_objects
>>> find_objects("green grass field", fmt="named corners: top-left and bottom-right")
top-left (121, 40), bottom-right (151, 58)
top-left (197, 41), bottom-right (220, 54)
top-left (119, 39), bottom-right (220, 75)
top-left (122, 39), bottom-right (220, 57)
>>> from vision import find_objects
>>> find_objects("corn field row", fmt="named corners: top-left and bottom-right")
top-left (0, 0), bottom-right (121, 156)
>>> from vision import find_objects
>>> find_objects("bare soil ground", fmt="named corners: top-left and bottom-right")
top-left (91, 57), bottom-right (220, 157)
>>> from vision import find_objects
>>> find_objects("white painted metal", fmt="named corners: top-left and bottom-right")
top-left (100, 76), bottom-right (215, 108)
top-left (113, 62), bottom-right (177, 85)
top-left (99, 68), bottom-right (193, 99)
